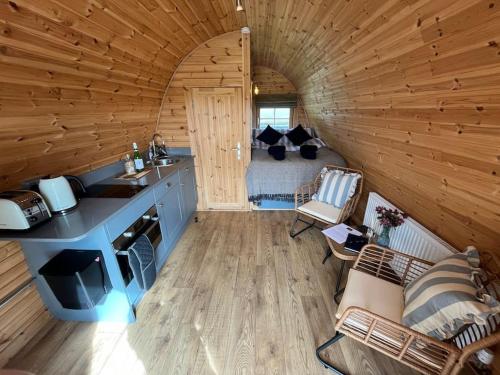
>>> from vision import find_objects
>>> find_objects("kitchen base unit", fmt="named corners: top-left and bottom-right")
top-left (1, 156), bottom-right (197, 323)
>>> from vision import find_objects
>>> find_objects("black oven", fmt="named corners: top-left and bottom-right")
top-left (112, 206), bottom-right (162, 287)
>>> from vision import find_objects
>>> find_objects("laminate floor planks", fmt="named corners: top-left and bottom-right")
top-left (7, 211), bottom-right (419, 375)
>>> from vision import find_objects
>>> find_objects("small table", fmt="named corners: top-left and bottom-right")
top-left (323, 234), bottom-right (360, 304)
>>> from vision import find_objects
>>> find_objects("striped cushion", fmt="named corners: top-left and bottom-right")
top-left (453, 313), bottom-right (500, 349)
top-left (314, 170), bottom-right (360, 208)
top-left (453, 282), bottom-right (500, 348)
top-left (402, 248), bottom-right (500, 340)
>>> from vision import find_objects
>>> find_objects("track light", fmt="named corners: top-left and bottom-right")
top-left (236, 0), bottom-right (244, 12)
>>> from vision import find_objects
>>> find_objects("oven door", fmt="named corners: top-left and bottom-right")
top-left (113, 207), bottom-right (162, 287)
top-left (142, 219), bottom-right (162, 250)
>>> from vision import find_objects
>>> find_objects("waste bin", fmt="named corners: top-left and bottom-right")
top-left (39, 250), bottom-right (110, 310)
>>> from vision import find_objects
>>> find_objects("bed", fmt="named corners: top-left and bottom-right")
top-left (246, 128), bottom-right (346, 208)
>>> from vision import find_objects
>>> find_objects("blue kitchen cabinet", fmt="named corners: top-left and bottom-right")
top-left (1, 156), bottom-right (197, 323)
top-left (180, 164), bottom-right (197, 223)
top-left (155, 178), bottom-right (184, 268)
top-left (20, 226), bottom-right (136, 323)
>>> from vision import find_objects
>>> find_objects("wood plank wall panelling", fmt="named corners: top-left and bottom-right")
top-left (0, 0), bottom-right (246, 191)
top-left (0, 241), bottom-right (55, 367)
top-left (252, 66), bottom-right (296, 95)
top-left (157, 31), bottom-right (244, 147)
top-left (298, 0), bottom-right (500, 253)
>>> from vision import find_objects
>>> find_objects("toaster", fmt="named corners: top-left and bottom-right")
top-left (0, 190), bottom-right (52, 230)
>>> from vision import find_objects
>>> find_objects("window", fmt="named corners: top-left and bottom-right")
top-left (258, 107), bottom-right (291, 129)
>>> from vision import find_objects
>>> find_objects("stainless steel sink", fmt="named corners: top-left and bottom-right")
top-left (150, 157), bottom-right (181, 167)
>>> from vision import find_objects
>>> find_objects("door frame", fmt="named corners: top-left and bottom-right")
top-left (185, 87), bottom-right (250, 211)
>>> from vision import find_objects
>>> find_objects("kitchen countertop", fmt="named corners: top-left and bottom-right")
top-left (0, 157), bottom-right (193, 243)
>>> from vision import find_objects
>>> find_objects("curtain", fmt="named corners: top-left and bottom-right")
top-left (254, 94), bottom-right (298, 108)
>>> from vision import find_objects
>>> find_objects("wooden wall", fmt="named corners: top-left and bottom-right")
top-left (297, 0), bottom-right (500, 253)
top-left (0, 241), bottom-right (54, 367)
top-left (157, 31), bottom-right (244, 147)
top-left (0, 0), bottom-right (248, 190)
top-left (252, 66), bottom-right (296, 95)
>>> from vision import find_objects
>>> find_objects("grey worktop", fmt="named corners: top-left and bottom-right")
top-left (0, 157), bottom-right (194, 243)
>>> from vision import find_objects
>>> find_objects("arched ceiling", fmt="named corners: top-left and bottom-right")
top-left (1, 0), bottom-right (499, 253)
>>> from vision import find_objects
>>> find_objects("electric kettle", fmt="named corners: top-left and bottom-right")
top-left (38, 176), bottom-right (84, 214)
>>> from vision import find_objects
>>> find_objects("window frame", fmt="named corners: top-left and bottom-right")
top-left (257, 106), bottom-right (293, 129)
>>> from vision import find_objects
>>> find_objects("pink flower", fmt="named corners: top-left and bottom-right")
top-left (376, 206), bottom-right (407, 228)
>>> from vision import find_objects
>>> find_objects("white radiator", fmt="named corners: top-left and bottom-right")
top-left (363, 192), bottom-right (457, 262)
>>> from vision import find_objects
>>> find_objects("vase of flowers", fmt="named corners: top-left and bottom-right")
top-left (375, 206), bottom-right (408, 248)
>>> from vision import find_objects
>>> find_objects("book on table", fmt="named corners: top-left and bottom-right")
top-left (344, 233), bottom-right (368, 253)
top-left (322, 223), bottom-right (361, 244)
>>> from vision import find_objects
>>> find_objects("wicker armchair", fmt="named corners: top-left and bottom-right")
top-left (289, 165), bottom-right (364, 238)
top-left (317, 245), bottom-right (500, 375)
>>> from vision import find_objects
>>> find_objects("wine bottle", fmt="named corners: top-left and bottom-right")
top-left (132, 142), bottom-right (144, 172)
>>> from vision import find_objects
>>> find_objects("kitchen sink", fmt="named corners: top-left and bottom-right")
top-left (150, 157), bottom-right (181, 167)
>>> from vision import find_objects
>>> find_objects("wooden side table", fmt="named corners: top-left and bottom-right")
top-left (323, 234), bottom-right (359, 304)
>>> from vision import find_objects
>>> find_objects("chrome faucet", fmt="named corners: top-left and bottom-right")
top-left (149, 133), bottom-right (168, 160)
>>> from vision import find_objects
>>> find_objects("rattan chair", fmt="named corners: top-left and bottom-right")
top-left (289, 165), bottom-right (364, 239)
top-left (317, 245), bottom-right (500, 375)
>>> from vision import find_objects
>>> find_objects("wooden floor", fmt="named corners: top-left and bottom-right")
top-left (8, 211), bottom-right (419, 375)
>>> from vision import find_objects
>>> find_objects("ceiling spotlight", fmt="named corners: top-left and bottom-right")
top-left (254, 85), bottom-right (259, 95)
top-left (236, 0), bottom-right (244, 12)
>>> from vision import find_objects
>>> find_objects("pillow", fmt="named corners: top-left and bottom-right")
top-left (268, 145), bottom-right (286, 160)
top-left (314, 170), bottom-right (360, 208)
top-left (453, 278), bottom-right (499, 348)
top-left (300, 145), bottom-right (317, 160)
top-left (252, 127), bottom-right (318, 150)
top-left (302, 137), bottom-right (327, 149)
top-left (286, 124), bottom-right (313, 146)
top-left (402, 248), bottom-right (500, 340)
top-left (278, 134), bottom-right (301, 151)
top-left (257, 125), bottom-right (283, 145)
top-left (453, 310), bottom-right (500, 349)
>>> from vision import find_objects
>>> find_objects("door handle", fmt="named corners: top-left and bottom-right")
top-left (231, 142), bottom-right (241, 160)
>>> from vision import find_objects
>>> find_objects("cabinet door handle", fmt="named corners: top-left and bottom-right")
top-left (180, 183), bottom-right (185, 186)
top-left (184, 167), bottom-right (190, 172)
top-left (157, 203), bottom-right (164, 208)
top-left (166, 182), bottom-right (172, 188)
